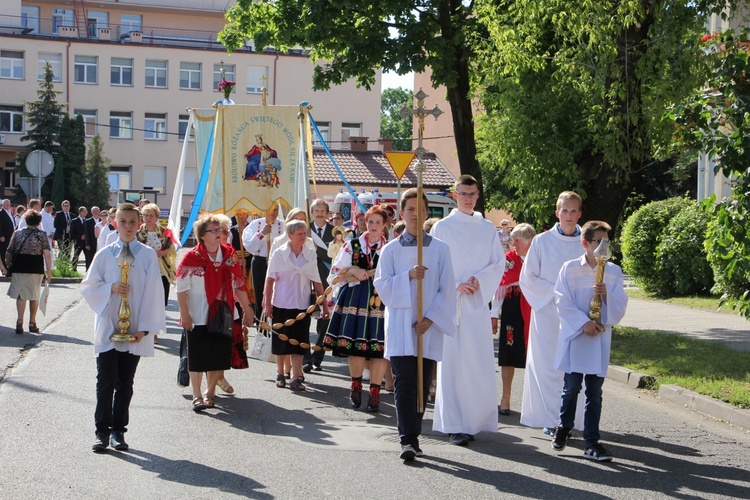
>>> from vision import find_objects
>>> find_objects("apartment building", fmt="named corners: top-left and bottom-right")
top-left (0, 0), bottom-right (382, 209)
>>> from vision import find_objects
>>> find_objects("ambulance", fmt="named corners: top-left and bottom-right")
top-left (332, 188), bottom-right (456, 224)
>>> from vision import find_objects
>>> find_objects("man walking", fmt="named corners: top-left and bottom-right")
top-left (70, 206), bottom-right (88, 268)
top-left (84, 206), bottom-right (100, 271)
top-left (0, 199), bottom-right (15, 269)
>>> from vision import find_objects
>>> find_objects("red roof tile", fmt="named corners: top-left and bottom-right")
top-left (310, 149), bottom-right (456, 189)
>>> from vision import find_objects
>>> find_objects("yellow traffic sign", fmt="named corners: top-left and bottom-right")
top-left (384, 151), bottom-right (416, 180)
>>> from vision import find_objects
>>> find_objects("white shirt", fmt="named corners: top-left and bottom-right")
top-left (268, 250), bottom-right (310, 309)
top-left (241, 217), bottom-right (285, 258)
top-left (174, 247), bottom-right (223, 325)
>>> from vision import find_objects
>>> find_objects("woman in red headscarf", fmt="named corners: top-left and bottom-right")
top-left (176, 214), bottom-right (254, 412)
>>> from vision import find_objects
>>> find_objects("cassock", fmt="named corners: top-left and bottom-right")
top-left (79, 239), bottom-right (166, 358)
top-left (430, 210), bottom-right (505, 436)
top-left (373, 232), bottom-right (457, 361)
top-left (519, 224), bottom-right (585, 429)
top-left (554, 257), bottom-right (628, 377)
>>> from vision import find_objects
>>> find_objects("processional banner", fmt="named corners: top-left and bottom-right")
top-left (205, 104), bottom-right (299, 215)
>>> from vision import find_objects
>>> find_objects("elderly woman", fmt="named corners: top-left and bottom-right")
top-left (324, 205), bottom-right (389, 412)
top-left (264, 220), bottom-right (329, 391)
top-left (270, 207), bottom-right (314, 255)
top-left (176, 214), bottom-right (254, 411)
top-left (137, 203), bottom-right (177, 307)
top-left (497, 223), bottom-right (536, 415)
top-left (3, 209), bottom-right (52, 334)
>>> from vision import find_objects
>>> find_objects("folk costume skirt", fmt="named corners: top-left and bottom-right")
top-left (324, 278), bottom-right (385, 358)
top-left (498, 293), bottom-right (527, 368)
top-left (186, 325), bottom-right (232, 372)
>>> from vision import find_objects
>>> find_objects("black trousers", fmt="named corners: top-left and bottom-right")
top-left (84, 247), bottom-right (96, 271)
top-left (95, 348), bottom-right (141, 435)
top-left (251, 255), bottom-right (268, 320)
top-left (71, 243), bottom-right (84, 269)
top-left (390, 356), bottom-right (436, 447)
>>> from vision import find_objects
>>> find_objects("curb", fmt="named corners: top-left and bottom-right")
top-left (0, 276), bottom-right (82, 284)
top-left (607, 364), bottom-right (750, 432)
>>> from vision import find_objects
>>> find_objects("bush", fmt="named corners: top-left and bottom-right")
top-left (704, 197), bottom-right (750, 300)
top-left (620, 197), bottom-right (692, 291)
top-left (653, 202), bottom-right (714, 296)
top-left (52, 240), bottom-right (83, 278)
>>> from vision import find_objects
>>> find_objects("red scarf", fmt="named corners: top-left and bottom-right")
top-left (176, 243), bottom-right (245, 322)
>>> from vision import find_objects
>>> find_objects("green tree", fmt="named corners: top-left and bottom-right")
top-left (474, 0), bottom-right (726, 229)
top-left (381, 87), bottom-right (413, 151)
top-left (671, 27), bottom-right (750, 319)
top-left (18, 61), bottom-right (64, 200)
top-left (59, 114), bottom-right (86, 208)
top-left (219, 0), bottom-right (488, 211)
top-left (80, 134), bottom-right (112, 209)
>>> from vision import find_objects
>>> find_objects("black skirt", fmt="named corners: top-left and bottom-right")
top-left (498, 294), bottom-right (527, 368)
top-left (186, 325), bottom-right (232, 372)
top-left (271, 307), bottom-right (311, 356)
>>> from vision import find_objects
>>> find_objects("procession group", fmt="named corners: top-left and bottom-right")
top-left (4, 176), bottom-right (628, 462)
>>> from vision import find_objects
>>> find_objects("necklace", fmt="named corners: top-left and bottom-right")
top-left (207, 249), bottom-right (221, 272)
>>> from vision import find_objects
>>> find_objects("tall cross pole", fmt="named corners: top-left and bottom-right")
top-left (260, 74), bottom-right (268, 106)
top-left (399, 88), bottom-right (443, 413)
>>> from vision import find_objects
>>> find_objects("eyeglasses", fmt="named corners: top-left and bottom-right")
top-left (456, 191), bottom-right (479, 198)
top-left (205, 227), bottom-right (224, 234)
top-left (587, 238), bottom-right (603, 244)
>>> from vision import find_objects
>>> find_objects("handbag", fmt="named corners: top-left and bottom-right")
top-left (249, 311), bottom-right (274, 362)
top-left (177, 330), bottom-right (190, 387)
top-left (5, 230), bottom-right (36, 278)
top-left (206, 302), bottom-right (233, 338)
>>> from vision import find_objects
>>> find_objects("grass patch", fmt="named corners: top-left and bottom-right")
top-left (51, 243), bottom-right (83, 278)
top-left (611, 326), bottom-right (750, 409)
top-left (625, 288), bottom-right (730, 314)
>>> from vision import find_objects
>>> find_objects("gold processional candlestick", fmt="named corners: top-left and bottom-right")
top-left (588, 238), bottom-right (612, 324)
top-left (111, 242), bottom-right (137, 342)
top-left (399, 88), bottom-right (443, 413)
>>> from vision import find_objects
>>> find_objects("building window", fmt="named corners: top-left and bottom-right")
top-left (74, 55), bottom-right (98, 84)
top-left (108, 166), bottom-right (131, 192)
top-left (246, 66), bottom-right (268, 94)
top-left (21, 6), bottom-right (39, 34)
top-left (341, 122), bottom-right (362, 148)
top-left (144, 113), bottom-right (167, 141)
top-left (109, 111), bottom-right (132, 139)
top-left (180, 62), bottom-right (201, 90)
top-left (74, 109), bottom-right (97, 137)
top-left (313, 121), bottom-right (330, 146)
top-left (213, 64), bottom-right (235, 92)
top-left (87, 11), bottom-right (109, 38)
top-left (178, 114), bottom-right (193, 142)
top-left (37, 53), bottom-right (62, 82)
top-left (145, 60), bottom-right (167, 88)
top-left (143, 166), bottom-right (167, 194)
top-left (52, 9), bottom-right (74, 35)
top-left (111, 57), bottom-right (133, 86)
top-left (120, 14), bottom-right (142, 37)
top-left (0, 105), bottom-right (24, 133)
top-left (0, 51), bottom-right (24, 80)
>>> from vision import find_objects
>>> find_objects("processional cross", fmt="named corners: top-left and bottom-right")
top-left (399, 88), bottom-right (443, 412)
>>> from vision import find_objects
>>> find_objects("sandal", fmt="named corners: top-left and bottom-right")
top-left (276, 374), bottom-right (286, 388)
top-left (217, 378), bottom-right (234, 394)
top-left (192, 397), bottom-right (206, 412)
top-left (15, 320), bottom-right (23, 335)
top-left (28, 322), bottom-right (39, 334)
top-left (203, 394), bottom-right (215, 408)
top-left (284, 373), bottom-right (291, 380)
top-left (290, 377), bottom-right (306, 392)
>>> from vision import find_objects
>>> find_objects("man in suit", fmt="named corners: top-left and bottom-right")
top-left (54, 200), bottom-right (73, 261)
top-left (0, 199), bottom-right (15, 269)
top-left (69, 206), bottom-right (88, 269)
top-left (83, 206), bottom-right (100, 271)
top-left (304, 198), bottom-right (335, 372)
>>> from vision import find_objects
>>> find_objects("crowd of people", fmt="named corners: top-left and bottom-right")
top-left (2, 183), bottom-right (627, 463)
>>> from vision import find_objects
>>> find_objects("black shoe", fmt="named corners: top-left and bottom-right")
top-left (415, 445), bottom-right (425, 457)
top-left (92, 433), bottom-right (109, 453)
top-left (110, 432), bottom-right (129, 451)
top-left (349, 380), bottom-right (362, 409)
top-left (399, 444), bottom-right (417, 461)
top-left (302, 363), bottom-right (313, 373)
top-left (313, 364), bottom-right (323, 371)
top-left (583, 443), bottom-right (613, 462)
top-left (551, 425), bottom-right (571, 452)
top-left (449, 433), bottom-right (469, 446)
top-left (365, 387), bottom-right (380, 413)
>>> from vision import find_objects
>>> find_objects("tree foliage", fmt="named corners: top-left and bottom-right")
top-left (671, 27), bottom-right (750, 319)
top-left (473, 0), bottom-right (726, 229)
top-left (380, 87), bottom-right (413, 151)
top-left (17, 62), bottom-right (64, 200)
top-left (59, 114), bottom-right (86, 208)
top-left (219, 0), bottom-right (488, 210)
top-left (80, 134), bottom-right (112, 209)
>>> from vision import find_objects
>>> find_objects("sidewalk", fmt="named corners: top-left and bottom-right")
top-left (620, 297), bottom-right (750, 352)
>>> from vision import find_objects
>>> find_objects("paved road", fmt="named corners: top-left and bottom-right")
top-left (1, 282), bottom-right (749, 499)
